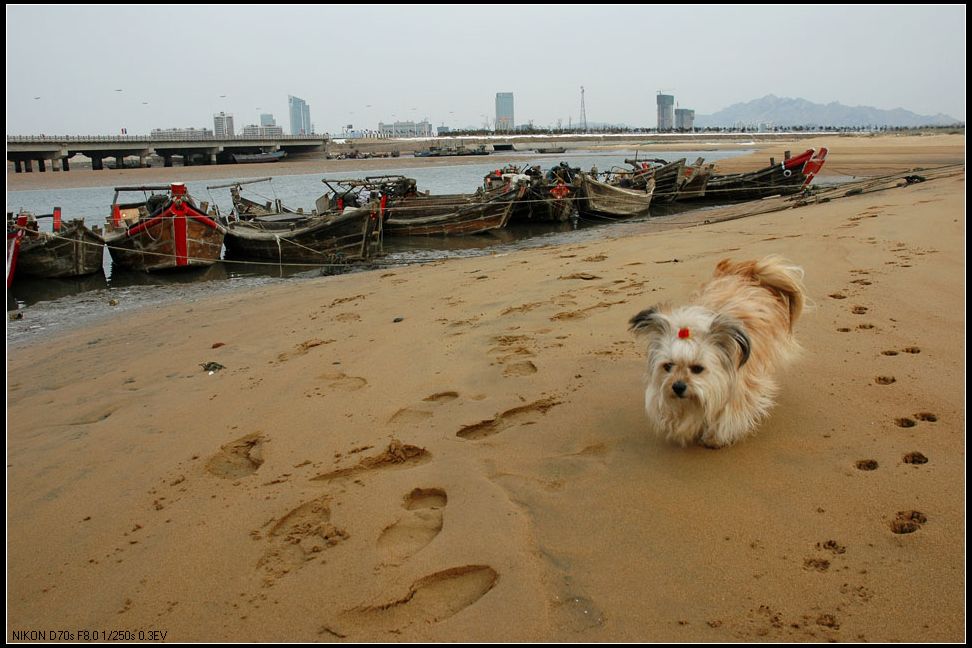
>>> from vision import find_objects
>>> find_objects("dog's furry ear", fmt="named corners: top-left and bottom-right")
top-left (629, 307), bottom-right (670, 337)
top-left (710, 315), bottom-right (751, 368)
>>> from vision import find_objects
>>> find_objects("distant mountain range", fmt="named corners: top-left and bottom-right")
top-left (694, 95), bottom-right (962, 128)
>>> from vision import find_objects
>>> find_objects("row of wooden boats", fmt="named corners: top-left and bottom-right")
top-left (6, 148), bottom-right (827, 283)
top-left (413, 144), bottom-right (490, 157)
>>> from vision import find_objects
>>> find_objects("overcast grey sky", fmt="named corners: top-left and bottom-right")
top-left (5, 5), bottom-right (966, 135)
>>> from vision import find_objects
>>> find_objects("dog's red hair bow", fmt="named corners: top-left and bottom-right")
top-left (678, 327), bottom-right (690, 339)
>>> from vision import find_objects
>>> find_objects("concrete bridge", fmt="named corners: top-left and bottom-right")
top-left (6, 134), bottom-right (328, 172)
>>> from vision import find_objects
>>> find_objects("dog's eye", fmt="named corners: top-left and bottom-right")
top-left (662, 362), bottom-right (674, 373)
top-left (690, 365), bottom-right (705, 374)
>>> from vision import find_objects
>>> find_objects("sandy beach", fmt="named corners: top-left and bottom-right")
top-left (6, 134), bottom-right (966, 641)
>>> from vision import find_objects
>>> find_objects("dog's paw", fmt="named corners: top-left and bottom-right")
top-left (697, 431), bottom-right (735, 449)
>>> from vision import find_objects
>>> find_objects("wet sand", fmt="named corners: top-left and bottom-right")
top-left (5, 135), bottom-right (966, 641)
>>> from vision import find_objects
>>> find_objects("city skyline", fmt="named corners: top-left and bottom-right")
top-left (6, 6), bottom-right (966, 136)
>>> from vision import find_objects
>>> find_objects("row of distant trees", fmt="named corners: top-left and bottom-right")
top-left (442, 124), bottom-right (964, 137)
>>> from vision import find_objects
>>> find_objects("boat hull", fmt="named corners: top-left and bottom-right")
top-left (578, 175), bottom-right (655, 218)
top-left (384, 184), bottom-right (526, 236)
top-left (222, 207), bottom-right (379, 264)
top-left (6, 228), bottom-right (23, 288)
top-left (106, 198), bottom-right (224, 272)
top-left (700, 149), bottom-right (823, 202)
top-left (18, 221), bottom-right (105, 278)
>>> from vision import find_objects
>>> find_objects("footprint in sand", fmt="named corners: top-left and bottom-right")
top-left (488, 334), bottom-right (540, 372)
top-left (851, 305), bottom-right (868, 315)
top-left (874, 375), bottom-right (896, 385)
top-left (205, 432), bottom-right (266, 478)
top-left (321, 372), bottom-right (368, 391)
top-left (456, 398), bottom-right (560, 440)
top-left (387, 391), bottom-right (460, 425)
top-left (387, 408), bottom-right (434, 425)
top-left (304, 372), bottom-right (368, 398)
top-left (312, 440), bottom-right (431, 482)
top-left (377, 488), bottom-right (448, 564)
top-left (328, 565), bottom-right (498, 637)
top-left (504, 360), bottom-right (538, 377)
top-left (276, 338), bottom-right (335, 363)
top-left (903, 451), bottom-right (929, 465)
top-left (890, 510), bottom-right (927, 534)
top-left (259, 495), bottom-right (349, 579)
top-left (550, 300), bottom-right (627, 321)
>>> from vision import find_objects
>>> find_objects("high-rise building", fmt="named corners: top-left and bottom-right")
top-left (656, 94), bottom-right (675, 131)
top-left (213, 112), bottom-right (235, 138)
top-left (242, 124), bottom-right (285, 137)
top-left (260, 113), bottom-right (276, 127)
top-left (495, 92), bottom-right (514, 132)
top-left (288, 95), bottom-right (312, 135)
top-left (674, 108), bottom-right (695, 131)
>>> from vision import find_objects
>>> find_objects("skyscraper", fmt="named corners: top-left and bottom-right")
top-left (674, 108), bottom-right (695, 131)
top-left (288, 95), bottom-right (312, 135)
top-left (656, 94), bottom-right (675, 131)
top-left (260, 113), bottom-right (276, 127)
top-left (213, 112), bottom-right (235, 138)
top-left (495, 92), bottom-right (514, 132)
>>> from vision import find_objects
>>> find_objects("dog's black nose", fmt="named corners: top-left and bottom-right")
top-left (672, 381), bottom-right (687, 397)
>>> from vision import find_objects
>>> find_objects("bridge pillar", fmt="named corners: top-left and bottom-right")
top-left (14, 160), bottom-right (23, 173)
top-left (92, 156), bottom-right (104, 171)
top-left (24, 159), bottom-right (33, 173)
top-left (37, 159), bottom-right (47, 172)
top-left (163, 155), bottom-right (173, 168)
top-left (139, 155), bottom-right (147, 168)
top-left (209, 153), bottom-right (217, 165)
top-left (62, 157), bottom-right (70, 171)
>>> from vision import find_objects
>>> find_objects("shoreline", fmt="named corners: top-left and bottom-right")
top-left (5, 135), bottom-right (966, 641)
top-left (8, 133), bottom-right (964, 193)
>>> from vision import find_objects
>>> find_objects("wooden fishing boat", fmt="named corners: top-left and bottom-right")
top-left (103, 183), bottom-right (225, 272)
top-left (14, 208), bottom-right (106, 278)
top-left (700, 148), bottom-right (828, 202)
top-left (576, 174), bottom-right (656, 218)
top-left (233, 150), bottom-right (287, 164)
top-left (535, 146), bottom-right (567, 154)
top-left (414, 144), bottom-right (490, 157)
top-left (6, 220), bottom-right (23, 288)
top-left (495, 162), bottom-right (579, 223)
top-left (678, 158), bottom-right (715, 200)
top-left (532, 180), bottom-right (577, 222)
top-left (617, 158), bottom-right (686, 203)
top-left (222, 206), bottom-right (381, 264)
top-left (383, 181), bottom-right (528, 236)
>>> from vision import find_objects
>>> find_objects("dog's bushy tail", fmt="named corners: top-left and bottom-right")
top-left (715, 255), bottom-right (805, 329)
